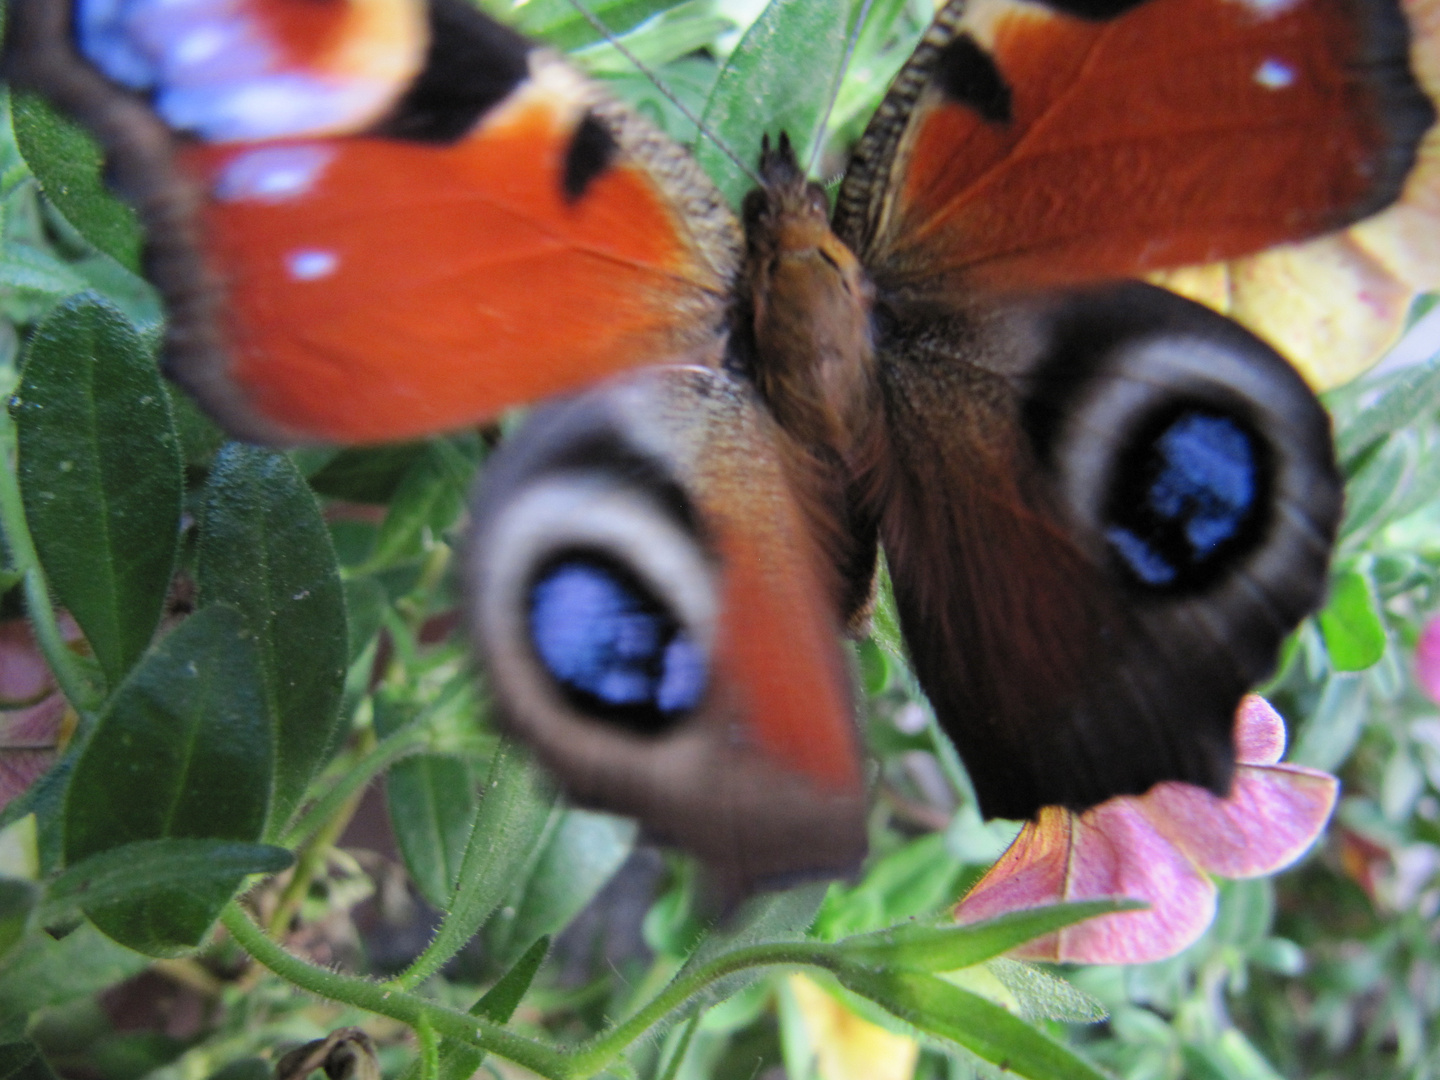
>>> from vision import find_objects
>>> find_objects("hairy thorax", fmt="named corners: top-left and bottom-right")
top-left (734, 139), bottom-right (882, 626)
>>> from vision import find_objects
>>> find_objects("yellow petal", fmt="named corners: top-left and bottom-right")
top-left (787, 975), bottom-right (919, 1080)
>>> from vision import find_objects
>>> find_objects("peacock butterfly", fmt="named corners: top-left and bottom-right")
top-left (3, 0), bottom-right (1432, 890)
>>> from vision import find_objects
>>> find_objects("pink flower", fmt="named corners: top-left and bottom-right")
top-left (0, 617), bottom-right (77, 810)
top-left (1417, 616), bottom-right (1440, 705)
top-left (955, 696), bottom-right (1338, 965)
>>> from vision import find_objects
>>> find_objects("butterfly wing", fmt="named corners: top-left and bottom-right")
top-left (833, 0), bottom-right (1427, 819)
top-left (5, 0), bottom-right (741, 444)
top-left (466, 366), bottom-right (867, 891)
top-left (869, 283), bottom-right (1339, 818)
top-left (834, 0), bottom-right (1433, 296)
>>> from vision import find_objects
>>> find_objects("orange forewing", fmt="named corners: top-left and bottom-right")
top-left (882, 0), bottom-right (1424, 293)
top-left (183, 98), bottom-right (730, 442)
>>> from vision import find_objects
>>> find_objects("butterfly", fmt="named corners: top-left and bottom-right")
top-left (4, 0), bottom-right (1432, 892)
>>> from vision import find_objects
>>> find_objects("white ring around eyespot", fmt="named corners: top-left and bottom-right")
top-left (473, 473), bottom-right (719, 730)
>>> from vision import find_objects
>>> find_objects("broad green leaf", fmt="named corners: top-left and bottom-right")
top-left (0, 1040), bottom-right (59, 1080)
top-left (387, 752), bottom-right (480, 908)
top-left (41, 838), bottom-right (291, 925)
top-left (400, 739), bottom-right (556, 986)
top-left (697, 0), bottom-right (856, 206)
top-left (14, 295), bottom-right (181, 687)
top-left (63, 606), bottom-right (272, 954)
top-left (1318, 567), bottom-right (1387, 671)
top-left (833, 968), bottom-right (1112, 1080)
top-left (198, 444), bottom-right (347, 831)
top-left (0, 922), bottom-right (147, 1024)
top-left (0, 881), bottom-right (36, 964)
top-left (486, 809), bottom-right (636, 966)
top-left (10, 94), bottom-right (141, 270)
top-left (839, 901), bottom-right (1141, 973)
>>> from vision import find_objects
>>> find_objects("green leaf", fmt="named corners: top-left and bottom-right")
top-left (572, 1), bottom-right (733, 77)
top-left (387, 752), bottom-right (481, 909)
top-left (517, 0), bottom-right (679, 50)
top-left (63, 606), bottom-right (273, 954)
top-left (198, 444), bottom-right (348, 832)
top-left (697, 0), bottom-right (856, 206)
top-left (425, 937), bottom-right (551, 1080)
top-left (307, 442), bottom-right (429, 504)
top-left (486, 809), bottom-right (636, 967)
top-left (398, 739), bottom-right (556, 987)
top-left (839, 901), bottom-right (1141, 972)
top-left (1289, 672), bottom-right (1367, 772)
top-left (1334, 353), bottom-right (1440, 466)
top-left (1182, 1029), bottom-right (1285, 1080)
top-left (987, 958), bottom-right (1108, 1024)
top-left (40, 838), bottom-right (291, 925)
top-left (367, 441), bottom-right (474, 568)
top-left (1318, 567), bottom-right (1387, 671)
top-left (833, 968), bottom-right (1112, 1080)
top-left (10, 94), bottom-right (142, 270)
top-left (0, 881), bottom-right (36, 964)
top-left (14, 295), bottom-right (181, 687)
top-left (0, 922), bottom-right (147, 1025)
top-left (0, 1039), bottom-right (59, 1080)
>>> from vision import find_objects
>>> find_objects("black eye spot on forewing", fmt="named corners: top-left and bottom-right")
top-left (375, 0), bottom-right (531, 143)
top-left (1031, 0), bottom-right (1152, 19)
top-left (933, 35), bottom-right (1012, 123)
top-left (563, 114), bottom-right (618, 203)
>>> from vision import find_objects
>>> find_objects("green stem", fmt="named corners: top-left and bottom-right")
top-left (416, 1016), bottom-right (439, 1080)
top-left (0, 405), bottom-right (101, 712)
top-left (220, 902), bottom-right (571, 1079)
top-left (566, 941), bottom-right (840, 1076)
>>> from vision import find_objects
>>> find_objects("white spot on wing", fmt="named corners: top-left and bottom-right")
top-left (213, 145), bottom-right (335, 203)
top-left (287, 250), bottom-right (339, 281)
top-left (1254, 59), bottom-right (1295, 89)
top-left (1228, 0), bottom-right (1302, 17)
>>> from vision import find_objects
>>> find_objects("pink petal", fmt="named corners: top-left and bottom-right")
top-left (1046, 799), bottom-right (1217, 965)
top-left (955, 807), bottom-right (1072, 926)
top-left (0, 618), bottom-right (74, 811)
top-left (1142, 764), bottom-right (1338, 879)
top-left (1418, 617), bottom-right (1440, 705)
top-left (1235, 695), bottom-right (1286, 765)
top-left (957, 803), bottom-right (1218, 965)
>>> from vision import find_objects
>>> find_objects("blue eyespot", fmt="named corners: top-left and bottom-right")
top-left (1105, 408), bottom-right (1266, 591)
top-left (528, 555), bottom-right (705, 734)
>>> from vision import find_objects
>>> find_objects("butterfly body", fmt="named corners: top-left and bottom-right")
top-left (4, 0), bottom-right (1432, 888)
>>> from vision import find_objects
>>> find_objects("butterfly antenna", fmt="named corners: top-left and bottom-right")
top-left (564, 0), bottom-right (760, 187)
top-left (806, 0), bottom-right (877, 178)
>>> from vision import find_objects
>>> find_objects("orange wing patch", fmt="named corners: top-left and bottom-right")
top-left (182, 87), bottom-right (735, 442)
top-left (865, 0), bottom-right (1432, 296)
